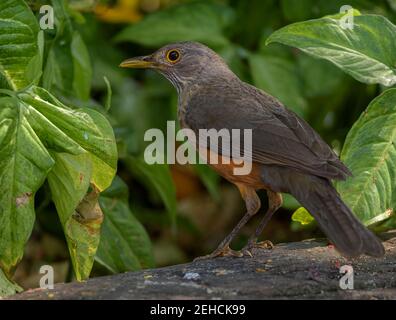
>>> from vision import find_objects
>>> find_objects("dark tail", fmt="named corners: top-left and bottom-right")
top-left (262, 167), bottom-right (385, 258)
top-left (293, 177), bottom-right (385, 258)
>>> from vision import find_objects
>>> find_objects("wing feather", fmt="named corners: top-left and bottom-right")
top-left (183, 81), bottom-right (351, 180)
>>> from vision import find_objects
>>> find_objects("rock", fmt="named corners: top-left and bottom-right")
top-left (8, 233), bottom-right (396, 300)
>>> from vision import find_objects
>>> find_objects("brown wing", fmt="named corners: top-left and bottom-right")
top-left (183, 80), bottom-right (351, 181)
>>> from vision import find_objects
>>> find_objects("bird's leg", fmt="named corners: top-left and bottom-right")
top-left (243, 191), bottom-right (282, 256)
top-left (194, 185), bottom-right (260, 261)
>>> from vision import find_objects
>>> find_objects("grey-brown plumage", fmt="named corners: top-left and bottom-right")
top-left (121, 41), bottom-right (385, 258)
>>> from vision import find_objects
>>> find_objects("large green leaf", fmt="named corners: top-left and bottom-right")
top-left (336, 89), bottom-right (396, 226)
top-left (18, 86), bottom-right (117, 280)
top-left (19, 86), bottom-right (117, 190)
top-left (266, 14), bottom-right (396, 86)
top-left (0, 0), bottom-right (41, 90)
top-left (0, 0), bottom-right (49, 281)
top-left (0, 0), bottom-right (115, 291)
top-left (0, 97), bottom-right (54, 275)
top-left (115, 2), bottom-right (232, 47)
top-left (249, 54), bottom-right (307, 116)
top-left (0, 85), bottom-right (116, 282)
top-left (96, 176), bottom-right (154, 273)
top-left (293, 89), bottom-right (396, 228)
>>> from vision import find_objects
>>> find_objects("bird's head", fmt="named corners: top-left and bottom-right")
top-left (120, 41), bottom-right (235, 92)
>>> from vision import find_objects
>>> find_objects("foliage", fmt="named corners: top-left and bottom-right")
top-left (96, 176), bottom-right (155, 273)
top-left (337, 90), bottom-right (396, 227)
top-left (274, 12), bottom-right (396, 229)
top-left (267, 12), bottom-right (396, 86)
top-left (115, 1), bottom-right (233, 47)
top-left (0, 0), bottom-right (118, 291)
top-left (1, 0), bottom-right (396, 296)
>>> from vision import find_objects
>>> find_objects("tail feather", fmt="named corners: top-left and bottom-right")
top-left (293, 177), bottom-right (385, 258)
top-left (261, 166), bottom-right (385, 258)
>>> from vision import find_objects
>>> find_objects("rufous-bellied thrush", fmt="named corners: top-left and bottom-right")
top-left (121, 42), bottom-right (385, 259)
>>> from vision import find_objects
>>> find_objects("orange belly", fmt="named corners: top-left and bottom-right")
top-left (198, 148), bottom-right (268, 189)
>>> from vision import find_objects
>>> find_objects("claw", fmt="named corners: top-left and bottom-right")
top-left (194, 245), bottom-right (243, 261)
top-left (255, 240), bottom-right (274, 249)
top-left (242, 240), bottom-right (274, 256)
top-left (242, 249), bottom-right (253, 258)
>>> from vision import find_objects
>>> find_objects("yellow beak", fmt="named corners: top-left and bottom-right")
top-left (119, 56), bottom-right (154, 68)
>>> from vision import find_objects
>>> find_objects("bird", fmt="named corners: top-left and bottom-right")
top-left (120, 41), bottom-right (385, 259)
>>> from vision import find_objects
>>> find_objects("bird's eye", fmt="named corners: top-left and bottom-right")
top-left (166, 49), bottom-right (181, 63)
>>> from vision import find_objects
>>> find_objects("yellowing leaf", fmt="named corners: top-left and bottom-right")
top-left (292, 207), bottom-right (315, 225)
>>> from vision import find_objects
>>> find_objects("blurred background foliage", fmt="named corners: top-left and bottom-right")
top-left (16, 0), bottom-right (396, 289)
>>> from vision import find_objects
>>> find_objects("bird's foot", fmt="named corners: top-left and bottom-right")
top-left (193, 245), bottom-right (243, 261)
top-left (242, 240), bottom-right (274, 257)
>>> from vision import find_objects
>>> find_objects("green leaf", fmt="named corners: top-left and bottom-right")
top-left (364, 209), bottom-right (393, 227)
top-left (41, 46), bottom-right (60, 91)
top-left (96, 176), bottom-right (155, 273)
top-left (71, 31), bottom-right (92, 100)
top-left (103, 76), bottom-right (112, 112)
top-left (0, 0), bottom-right (116, 287)
top-left (125, 157), bottom-right (177, 227)
top-left (266, 14), bottom-right (396, 86)
top-left (19, 86), bottom-right (117, 191)
top-left (42, 1), bottom-right (92, 100)
top-left (0, 97), bottom-right (54, 275)
top-left (17, 86), bottom-right (117, 280)
top-left (291, 207), bottom-right (315, 225)
top-left (0, 268), bottom-right (22, 297)
top-left (375, 212), bottom-right (396, 232)
top-left (25, 30), bottom-right (44, 87)
top-left (0, 0), bottom-right (40, 90)
top-left (336, 89), bottom-right (396, 226)
top-left (249, 54), bottom-right (307, 116)
top-left (47, 152), bottom-right (101, 281)
top-left (115, 2), bottom-right (231, 47)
